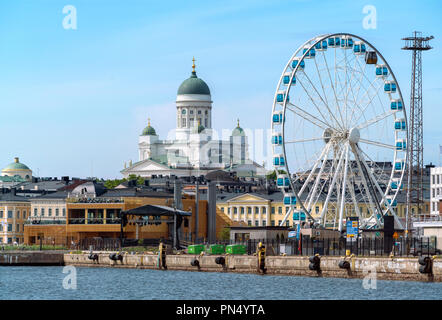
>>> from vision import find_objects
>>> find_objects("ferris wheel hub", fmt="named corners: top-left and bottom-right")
top-left (348, 127), bottom-right (360, 144)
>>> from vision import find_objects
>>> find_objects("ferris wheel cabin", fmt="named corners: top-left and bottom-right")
top-left (340, 36), bottom-right (354, 49)
top-left (276, 174), bottom-right (290, 188)
top-left (395, 139), bottom-right (407, 151)
top-left (272, 132), bottom-right (283, 145)
top-left (353, 41), bottom-right (366, 55)
top-left (276, 92), bottom-right (289, 103)
top-left (376, 64), bottom-right (389, 78)
top-left (384, 81), bottom-right (397, 93)
top-left (283, 193), bottom-right (297, 205)
top-left (328, 36), bottom-right (341, 48)
top-left (302, 46), bottom-right (316, 58)
top-left (315, 40), bottom-right (328, 51)
top-left (283, 72), bottom-right (296, 85)
top-left (394, 118), bottom-right (406, 130)
top-left (391, 99), bottom-right (403, 110)
top-left (273, 154), bottom-right (285, 167)
top-left (291, 58), bottom-right (305, 69)
top-left (272, 111), bottom-right (284, 124)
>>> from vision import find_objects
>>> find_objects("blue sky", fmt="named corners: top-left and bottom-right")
top-left (0, 0), bottom-right (441, 178)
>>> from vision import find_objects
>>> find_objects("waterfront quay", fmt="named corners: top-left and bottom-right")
top-left (63, 251), bottom-right (442, 282)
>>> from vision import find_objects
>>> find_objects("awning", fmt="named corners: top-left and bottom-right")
top-left (120, 204), bottom-right (191, 217)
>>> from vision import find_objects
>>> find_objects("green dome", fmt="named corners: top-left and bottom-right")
top-left (177, 71), bottom-right (211, 95)
top-left (232, 119), bottom-right (245, 136)
top-left (3, 158), bottom-right (30, 171)
top-left (141, 119), bottom-right (157, 136)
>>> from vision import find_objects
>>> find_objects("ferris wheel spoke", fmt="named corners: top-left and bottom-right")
top-left (302, 65), bottom-right (343, 130)
top-left (357, 110), bottom-right (396, 130)
top-left (358, 138), bottom-right (396, 150)
top-left (285, 137), bottom-right (324, 144)
top-left (322, 51), bottom-right (346, 128)
top-left (296, 75), bottom-right (334, 128)
top-left (345, 56), bottom-right (363, 128)
top-left (305, 144), bottom-right (331, 212)
top-left (351, 81), bottom-right (384, 127)
top-left (286, 103), bottom-right (332, 130)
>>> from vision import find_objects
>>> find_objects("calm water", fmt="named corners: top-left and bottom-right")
top-left (0, 266), bottom-right (441, 300)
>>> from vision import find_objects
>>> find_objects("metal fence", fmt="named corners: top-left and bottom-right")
top-left (77, 236), bottom-right (439, 257)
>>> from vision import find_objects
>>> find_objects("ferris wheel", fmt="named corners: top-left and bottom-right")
top-left (271, 33), bottom-right (408, 231)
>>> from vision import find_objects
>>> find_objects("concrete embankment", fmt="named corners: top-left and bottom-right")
top-left (0, 251), bottom-right (65, 266)
top-left (64, 253), bottom-right (442, 282)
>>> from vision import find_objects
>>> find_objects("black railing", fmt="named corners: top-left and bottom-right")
top-left (68, 218), bottom-right (121, 225)
top-left (76, 236), bottom-right (439, 257)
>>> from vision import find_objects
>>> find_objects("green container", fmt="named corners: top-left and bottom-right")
top-left (187, 244), bottom-right (205, 254)
top-left (226, 244), bottom-right (246, 255)
top-left (206, 244), bottom-right (226, 255)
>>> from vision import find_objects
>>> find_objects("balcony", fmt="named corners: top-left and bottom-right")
top-left (67, 218), bottom-right (121, 225)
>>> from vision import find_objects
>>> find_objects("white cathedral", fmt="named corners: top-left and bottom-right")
top-left (121, 59), bottom-right (267, 179)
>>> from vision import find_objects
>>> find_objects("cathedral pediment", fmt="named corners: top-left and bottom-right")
top-left (227, 193), bottom-right (269, 203)
top-left (121, 159), bottom-right (170, 173)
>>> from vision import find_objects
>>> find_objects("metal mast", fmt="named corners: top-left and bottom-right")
top-left (402, 31), bottom-right (433, 235)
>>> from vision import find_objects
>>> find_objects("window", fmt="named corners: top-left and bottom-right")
top-left (285, 207), bottom-right (289, 213)
top-left (271, 220), bottom-right (275, 226)
top-left (240, 207), bottom-right (244, 215)
top-left (262, 207), bottom-right (266, 214)
top-left (41, 208), bottom-right (45, 216)
top-left (56, 208), bottom-right (59, 216)
top-left (247, 220), bottom-right (252, 226)
top-left (262, 220), bottom-right (266, 226)
top-left (227, 207), bottom-right (231, 214)
top-left (0, 225), bottom-right (2, 231)
top-left (8, 211), bottom-right (12, 219)
top-left (34, 208), bottom-right (38, 216)
top-left (62, 208), bottom-right (66, 216)
top-left (23, 211), bottom-right (26, 219)
top-left (433, 189), bottom-right (436, 197)
top-left (278, 207), bottom-right (282, 214)
top-left (255, 220), bottom-right (259, 226)
top-left (205, 119), bottom-right (208, 127)
top-left (278, 220), bottom-right (282, 225)
top-left (233, 207), bottom-right (237, 214)
top-left (16, 224), bottom-right (19, 232)
top-left (221, 207), bottom-right (224, 213)
top-left (286, 220), bottom-right (290, 227)
top-left (198, 110), bottom-right (201, 114)
top-left (182, 109), bottom-right (186, 115)
top-left (254, 207), bottom-right (259, 214)
top-left (16, 211), bottom-right (20, 219)
top-left (315, 206), bottom-right (319, 214)
top-left (205, 110), bottom-right (208, 115)
top-left (182, 118), bottom-right (186, 127)
top-left (433, 175), bottom-right (436, 184)
top-left (48, 208), bottom-right (52, 217)
top-left (8, 224), bottom-right (12, 232)
top-left (438, 175), bottom-right (440, 184)
top-left (271, 207), bottom-right (275, 214)
top-left (190, 110), bottom-right (194, 114)
top-left (247, 207), bottom-right (251, 214)
top-left (0, 211), bottom-right (3, 218)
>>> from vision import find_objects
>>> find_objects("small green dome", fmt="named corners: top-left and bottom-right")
top-left (2, 157), bottom-right (30, 171)
top-left (198, 124), bottom-right (205, 133)
top-left (232, 119), bottom-right (245, 136)
top-left (141, 118), bottom-right (157, 136)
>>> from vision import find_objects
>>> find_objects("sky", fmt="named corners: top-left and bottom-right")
top-left (0, 0), bottom-right (441, 179)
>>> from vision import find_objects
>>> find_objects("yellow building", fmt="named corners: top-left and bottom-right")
top-left (216, 191), bottom-right (429, 228)
top-left (0, 192), bottom-right (30, 244)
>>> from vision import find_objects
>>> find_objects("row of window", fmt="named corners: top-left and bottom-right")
top-left (33, 208), bottom-right (66, 217)
top-left (0, 210), bottom-right (27, 219)
top-left (432, 174), bottom-right (442, 185)
top-left (243, 220), bottom-right (291, 227)
top-left (0, 224), bottom-right (22, 233)
top-left (179, 117), bottom-right (209, 128)
top-left (222, 206), bottom-right (322, 215)
top-left (432, 187), bottom-right (442, 198)
top-left (432, 202), bottom-right (440, 212)
top-left (181, 109), bottom-right (209, 115)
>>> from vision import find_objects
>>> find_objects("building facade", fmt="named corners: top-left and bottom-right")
top-left (430, 167), bottom-right (442, 215)
top-left (0, 193), bottom-right (30, 244)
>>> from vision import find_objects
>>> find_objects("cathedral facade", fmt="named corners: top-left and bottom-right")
top-left (121, 59), bottom-right (267, 178)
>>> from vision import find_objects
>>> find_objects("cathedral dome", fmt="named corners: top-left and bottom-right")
top-left (141, 119), bottom-right (157, 136)
top-left (177, 58), bottom-right (210, 96)
top-left (232, 119), bottom-right (245, 136)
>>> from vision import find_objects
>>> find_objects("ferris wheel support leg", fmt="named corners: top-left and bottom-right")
top-left (350, 144), bottom-right (381, 228)
top-left (306, 143), bottom-right (332, 212)
top-left (356, 146), bottom-right (404, 230)
top-left (299, 142), bottom-right (331, 198)
top-left (338, 143), bottom-right (350, 232)
top-left (319, 145), bottom-right (346, 226)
